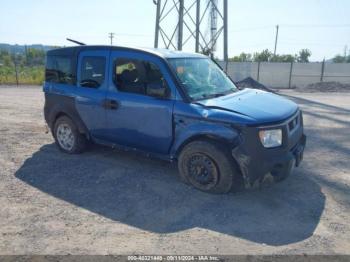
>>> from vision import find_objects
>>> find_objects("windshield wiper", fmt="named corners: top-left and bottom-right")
top-left (202, 90), bottom-right (235, 99)
top-left (212, 93), bottom-right (227, 98)
top-left (194, 93), bottom-right (226, 101)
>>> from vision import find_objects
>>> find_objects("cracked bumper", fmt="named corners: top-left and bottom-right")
top-left (232, 111), bottom-right (306, 188)
top-left (233, 134), bottom-right (306, 187)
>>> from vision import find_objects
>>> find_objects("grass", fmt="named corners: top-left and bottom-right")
top-left (0, 65), bottom-right (44, 85)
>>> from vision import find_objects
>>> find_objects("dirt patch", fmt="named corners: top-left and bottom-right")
top-left (235, 77), bottom-right (276, 93)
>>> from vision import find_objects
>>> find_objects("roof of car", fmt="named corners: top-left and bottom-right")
top-left (47, 45), bottom-right (207, 59)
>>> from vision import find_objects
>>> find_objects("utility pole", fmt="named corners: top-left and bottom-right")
top-left (344, 45), bottom-right (348, 63)
top-left (24, 45), bottom-right (28, 65)
top-left (109, 32), bottom-right (115, 45)
top-left (320, 57), bottom-right (325, 82)
top-left (274, 24), bottom-right (279, 57)
top-left (14, 53), bottom-right (19, 87)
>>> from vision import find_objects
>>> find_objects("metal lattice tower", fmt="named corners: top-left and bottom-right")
top-left (153, 0), bottom-right (228, 61)
top-left (210, 0), bottom-right (218, 52)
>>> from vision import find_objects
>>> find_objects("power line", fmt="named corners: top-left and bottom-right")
top-left (229, 23), bottom-right (350, 33)
top-left (281, 24), bottom-right (350, 28)
top-left (5, 33), bottom-right (153, 39)
top-left (229, 25), bottom-right (274, 32)
top-left (279, 41), bottom-right (347, 47)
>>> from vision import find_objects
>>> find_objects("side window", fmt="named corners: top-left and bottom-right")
top-left (114, 58), bottom-right (168, 97)
top-left (45, 55), bottom-right (75, 85)
top-left (80, 56), bottom-right (106, 88)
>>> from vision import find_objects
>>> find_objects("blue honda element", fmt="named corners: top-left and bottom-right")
top-left (43, 45), bottom-right (306, 193)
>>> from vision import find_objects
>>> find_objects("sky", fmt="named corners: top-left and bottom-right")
top-left (0, 0), bottom-right (349, 61)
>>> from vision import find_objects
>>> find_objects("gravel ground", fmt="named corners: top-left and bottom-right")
top-left (0, 86), bottom-right (349, 255)
top-left (297, 81), bottom-right (350, 93)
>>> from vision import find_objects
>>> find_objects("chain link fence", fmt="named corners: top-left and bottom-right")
top-left (0, 63), bottom-right (44, 85)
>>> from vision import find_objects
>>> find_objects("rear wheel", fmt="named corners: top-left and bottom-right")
top-left (178, 140), bottom-right (237, 193)
top-left (53, 116), bottom-right (87, 154)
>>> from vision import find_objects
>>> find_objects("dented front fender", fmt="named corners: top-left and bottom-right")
top-left (170, 114), bottom-right (241, 158)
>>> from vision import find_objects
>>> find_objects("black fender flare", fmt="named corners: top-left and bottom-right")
top-left (45, 97), bottom-right (89, 138)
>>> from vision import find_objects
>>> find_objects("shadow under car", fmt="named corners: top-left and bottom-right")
top-left (15, 143), bottom-right (325, 246)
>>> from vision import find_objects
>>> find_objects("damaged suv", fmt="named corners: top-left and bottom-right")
top-left (43, 45), bottom-right (306, 193)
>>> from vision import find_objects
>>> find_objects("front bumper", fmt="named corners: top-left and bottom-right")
top-left (232, 111), bottom-right (306, 188)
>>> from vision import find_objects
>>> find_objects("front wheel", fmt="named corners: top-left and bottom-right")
top-left (53, 116), bottom-right (87, 154)
top-left (178, 140), bottom-right (238, 194)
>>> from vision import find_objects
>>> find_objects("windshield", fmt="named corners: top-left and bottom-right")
top-left (168, 58), bottom-right (238, 101)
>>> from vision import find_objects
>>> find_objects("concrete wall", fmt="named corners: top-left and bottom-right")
top-left (323, 63), bottom-right (350, 84)
top-left (290, 63), bottom-right (322, 88)
top-left (259, 62), bottom-right (290, 88)
top-left (219, 61), bottom-right (350, 88)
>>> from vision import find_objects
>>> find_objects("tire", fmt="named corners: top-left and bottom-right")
top-left (178, 140), bottom-right (238, 194)
top-left (53, 116), bottom-right (87, 154)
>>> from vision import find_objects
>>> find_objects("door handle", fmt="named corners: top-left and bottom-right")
top-left (102, 99), bottom-right (119, 110)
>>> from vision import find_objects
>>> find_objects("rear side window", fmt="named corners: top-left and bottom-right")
top-left (45, 56), bottom-right (75, 85)
top-left (80, 56), bottom-right (106, 89)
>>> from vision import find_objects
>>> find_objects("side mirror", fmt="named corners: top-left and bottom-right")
top-left (146, 81), bottom-right (170, 98)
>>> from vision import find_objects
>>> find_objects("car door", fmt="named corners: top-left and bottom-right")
top-left (104, 51), bottom-right (176, 154)
top-left (75, 50), bottom-right (110, 140)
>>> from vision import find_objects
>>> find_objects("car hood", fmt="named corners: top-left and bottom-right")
top-left (196, 88), bottom-right (298, 124)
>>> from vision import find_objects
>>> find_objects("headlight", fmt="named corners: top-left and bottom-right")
top-left (259, 129), bottom-right (282, 148)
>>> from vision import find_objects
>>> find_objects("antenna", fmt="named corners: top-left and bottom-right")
top-left (66, 38), bottom-right (86, 46)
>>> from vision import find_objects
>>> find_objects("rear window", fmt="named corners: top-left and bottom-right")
top-left (45, 55), bottom-right (75, 85)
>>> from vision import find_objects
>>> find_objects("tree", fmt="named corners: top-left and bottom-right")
top-left (229, 52), bottom-right (253, 62)
top-left (333, 55), bottom-right (345, 63)
top-left (297, 49), bottom-right (311, 63)
top-left (2, 56), bottom-right (13, 67)
top-left (270, 54), bottom-right (296, 63)
top-left (332, 54), bottom-right (350, 63)
top-left (0, 50), bottom-right (14, 66)
top-left (253, 49), bottom-right (272, 62)
top-left (26, 48), bottom-right (45, 66)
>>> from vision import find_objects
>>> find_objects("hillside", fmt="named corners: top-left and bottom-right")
top-left (0, 43), bottom-right (58, 54)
